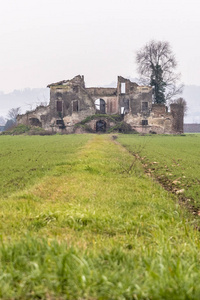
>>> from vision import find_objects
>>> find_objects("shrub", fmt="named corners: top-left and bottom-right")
top-left (1, 124), bottom-right (30, 135)
top-left (108, 122), bottom-right (136, 134)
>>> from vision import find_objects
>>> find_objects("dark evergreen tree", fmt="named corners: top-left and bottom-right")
top-left (150, 64), bottom-right (166, 103)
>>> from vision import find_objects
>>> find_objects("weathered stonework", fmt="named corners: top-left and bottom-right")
top-left (17, 75), bottom-right (183, 134)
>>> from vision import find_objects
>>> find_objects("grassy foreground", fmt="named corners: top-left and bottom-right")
top-left (0, 135), bottom-right (90, 197)
top-left (1, 134), bottom-right (200, 299)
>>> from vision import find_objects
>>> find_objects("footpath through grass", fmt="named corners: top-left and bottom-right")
top-left (1, 135), bottom-right (200, 299)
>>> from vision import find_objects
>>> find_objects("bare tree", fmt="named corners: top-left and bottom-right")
top-left (172, 97), bottom-right (188, 115)
top-left (136, 40), bottom-right (183, 103)
top-left (7, 107), bottom-right (21, 123)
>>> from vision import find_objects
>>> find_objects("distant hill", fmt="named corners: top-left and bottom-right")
top-left (0, 83), bottom-right (199, 124)
top-left (0, 88), bottom-right (50, 119)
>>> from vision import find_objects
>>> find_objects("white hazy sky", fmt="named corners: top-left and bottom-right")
top-left (1, 0), bottom-right (200, 92)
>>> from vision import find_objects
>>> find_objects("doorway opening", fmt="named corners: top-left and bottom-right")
top-left (96, 120), bottom-right (106, 132)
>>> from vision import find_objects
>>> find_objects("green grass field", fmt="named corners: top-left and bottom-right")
top-left (118, 134), bottom-right (200, 212)
top-left (1, 134), bottom-right (200, 299)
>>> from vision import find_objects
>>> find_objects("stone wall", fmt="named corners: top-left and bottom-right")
top-left (170, 104), bottom-right (184, 133)
top-left (17, 75), bottom-right (183, 134)
top-left (124, 104), bottom-right (178, 134)
top-left (17, 105), bottom-right (51, 130)
top-left (86, 87), bottom-right (117, 97)
top-left (49, 85), bottom-right (95, 118)
top-left (152, 104), bottom-right (167, 116)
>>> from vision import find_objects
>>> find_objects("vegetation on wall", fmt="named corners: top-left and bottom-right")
top-left (75, 114), bottom-right (134, 133)
top-left (108, 121), bottom-right (134, 134)
top-left (76, 114), bottom-right (123, 125)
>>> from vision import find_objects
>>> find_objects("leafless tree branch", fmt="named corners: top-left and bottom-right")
top-left (136, 40), bottom-right (183, 101)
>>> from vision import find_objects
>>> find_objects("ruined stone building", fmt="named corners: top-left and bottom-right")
top-left (17, 75), bottom-right (183, 134)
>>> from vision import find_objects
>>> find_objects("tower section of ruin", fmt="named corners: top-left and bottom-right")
top-left (170, 103), bottom-right (184, 133)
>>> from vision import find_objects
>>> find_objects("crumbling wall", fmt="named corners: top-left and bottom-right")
top-left (86, 87), bottom-right (117, 97)
top-left (129, 90), bottom-right (152, 115)
top-left (124, 103), bottom-right (182, 134)
top-left (170, 103), bottom-right (184, 133)
top-left (48, 76), bottom-right (96, 132)
top-left (47, 75), bottom-right (85, 88)
top-left (151, 104), bottom-right (167, 116)
top-left (117, 76), bottom-right (152, 116)
top-left (49, 86), bottom-right (95, 118)
top-left (17, 75), bottom-right (183, 135)
top-left (87, 88), bottom-right (118, 114)
top-left (117, 76), bottom-right (138, 95)
top-left (17, 105), bottom-right (51, 129)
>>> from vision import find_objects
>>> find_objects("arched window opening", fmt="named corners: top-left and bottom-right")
top-left (29, 118), bottom-right (42, 127)
top-left (95, 98), bottom-right (106, 114)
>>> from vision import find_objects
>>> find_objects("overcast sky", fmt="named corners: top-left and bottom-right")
top-left (1, 0), bottom-right (200, 92)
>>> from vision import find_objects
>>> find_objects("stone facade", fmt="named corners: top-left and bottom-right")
top-left (17, 75), bottom-right (184, 134)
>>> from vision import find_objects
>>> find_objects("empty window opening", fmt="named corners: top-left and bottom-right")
top-left (95, 98), bottom-right (106, 114)
top-left (56, 119), bottom-right (65, 129)
top-left (121, 107), bottom-right (125, 114)
top-left (56, 92), bottom-right (62, 98)
top-left (96, 120), bottom-right (106, 132)
top-left (56, 120), bottom-right (64, 125)
top-left (73, 100), bottom-right (79, 112)
top-left (73, 86), bottom-right (78, 93)
top-left (57, 101), bottom-right (63, 112)
top-left (121, 82), bottom-right (126, 94)
top-left (29, 118), bottom-right (42, 127)
top-left (124, 99), bottom-right (129, 109)
top-left (142, 102), bottom-right (148, 111)
top-left (123, 99), bottom-right (129, 114)
top-left (142, 120), bottom-right (148, 126)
